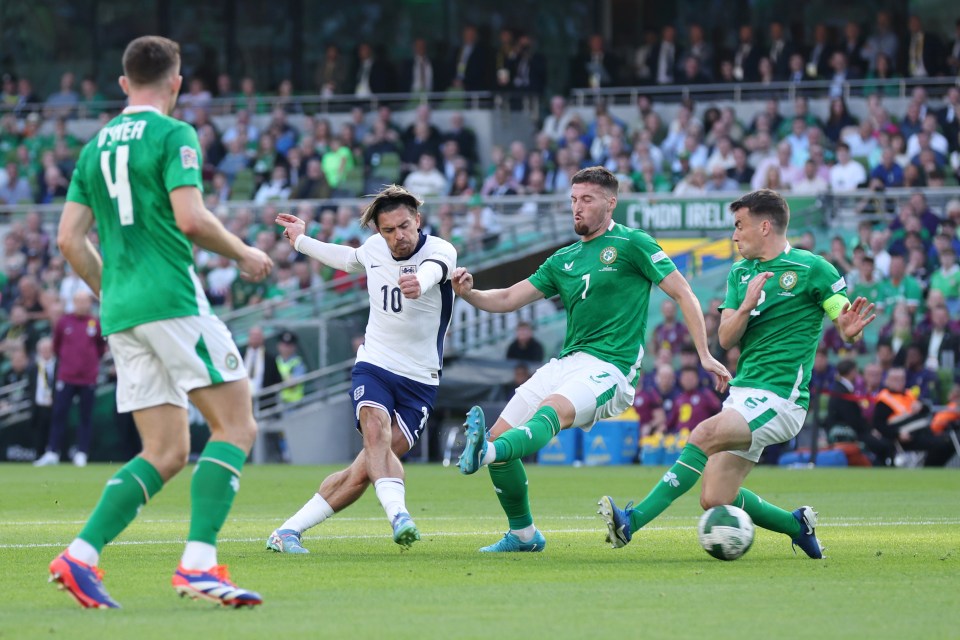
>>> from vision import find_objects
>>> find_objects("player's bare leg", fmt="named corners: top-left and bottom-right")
top-left (171, 380), bottom-right (262, 607)
top-left (267, 427), bottom-right (410, 553)
top-left (357, 406), bottom-right (419, 548)
top-left (50, 404), bottom-right (188, 609)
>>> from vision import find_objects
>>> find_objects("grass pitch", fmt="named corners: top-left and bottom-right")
top-left (2, 463), bottom-right (958, 639)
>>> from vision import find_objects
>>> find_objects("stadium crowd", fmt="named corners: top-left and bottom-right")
top-left (1, 14), bottom-right (960, 465)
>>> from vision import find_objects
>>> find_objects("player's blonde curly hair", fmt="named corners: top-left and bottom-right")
top-left (360, 184), bottom-right (424, 229)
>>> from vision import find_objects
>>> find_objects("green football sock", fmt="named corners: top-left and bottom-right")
top-left (488, 459), bottom-right (533, 530)
top-left (492, 407), bottom-right (561, 463)
top-left (628, 443), bottom-right (707, 533)
top-left (736, 487), bottom-right (801, 538)
top-left (78, 456), bottom-right (164, 552)
top-left (187, 441), bottom-right (247, 545)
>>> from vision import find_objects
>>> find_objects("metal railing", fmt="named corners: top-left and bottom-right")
top-left (820, 187), bottom-right (960, 229)
top-left (4, 90), bottom-right (500, 118)
top-left (571, 77), bottom-right (960, 106)
top-left (0, 379), bottom-right (32, 429)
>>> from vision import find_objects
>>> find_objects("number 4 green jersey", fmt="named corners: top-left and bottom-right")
top-left (66, 106), bottom-right (208, 336)
top-left (528, 221), bottom-right (677, 385)
top-left (720, 246), bottom-right (849, 409)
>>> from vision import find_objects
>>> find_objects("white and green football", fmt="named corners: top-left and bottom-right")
top-left (697, 505), bottom-right (755, 561)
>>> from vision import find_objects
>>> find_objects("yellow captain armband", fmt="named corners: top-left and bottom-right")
top-left (822, 293), bottom-right (850, 321)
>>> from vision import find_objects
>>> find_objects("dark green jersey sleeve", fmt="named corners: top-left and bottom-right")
top-left (719, 264), bottom-right (744, 311)
top-left (65, 144), bottom-right (92, 206)
top-left (528, 254), bottom-right (560, 298)
top-left (163, 124), bottom-right (204, 193)
top-left (630, 233), bottom-right (676, 284)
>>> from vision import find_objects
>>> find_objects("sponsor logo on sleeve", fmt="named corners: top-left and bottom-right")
top-left (831, 277), bottom-right (846, 293)
top-left (180, 146), bottom-right (199, 170)
top-left (650, 250), bottom-right (667, 263)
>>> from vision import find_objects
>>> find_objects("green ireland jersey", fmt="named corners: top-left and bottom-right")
top-left (720, 246), bottom-right (848, 409)
top-left (66, 106), bottom-right (207, 335)
top-left (528, 222), bottom-right (677, 385)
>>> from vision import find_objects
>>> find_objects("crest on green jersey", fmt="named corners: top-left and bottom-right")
top-left (600, 247), bottom-right (618, 264)
top-left (779, 271), bottom-right (798, 290)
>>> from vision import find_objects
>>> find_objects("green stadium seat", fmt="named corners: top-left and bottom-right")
top-left (230, 169), bottom-right (256, 201)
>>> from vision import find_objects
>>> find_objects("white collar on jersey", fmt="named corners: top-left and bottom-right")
top-left (122, 105), bottom-right (163, 115)
top-left (606, 219), bottom-right (615, 231)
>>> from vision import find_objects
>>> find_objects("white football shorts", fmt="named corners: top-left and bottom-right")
top-left (723, 386), bottom-right (808, 463)
top-left (109, 315), bottom-right (247, 413)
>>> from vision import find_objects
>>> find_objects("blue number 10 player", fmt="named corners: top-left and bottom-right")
top-left (267, 185), bottom-right (457, 551)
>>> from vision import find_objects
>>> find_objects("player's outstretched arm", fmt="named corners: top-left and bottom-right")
top-left (718, 271), bottom-right (773, 350)
top-left (57, 201), bottom-right (103, 294)
top-left (452, 267), bottom-right (543, 312)
top-left (835, 296), bottom-right (877, 342)
top-left (276, 212), bottom-right (361, 273)
top-left (659, 270), bottom-right (730, 392)
top-left (171, 186), bottom-right (272, 281)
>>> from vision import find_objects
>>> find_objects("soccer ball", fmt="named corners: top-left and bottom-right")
top-left (697, 505), bottom-right (755, 561)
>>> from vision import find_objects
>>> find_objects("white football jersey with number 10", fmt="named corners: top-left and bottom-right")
top-left (350, 233), bottom-right (457, 385)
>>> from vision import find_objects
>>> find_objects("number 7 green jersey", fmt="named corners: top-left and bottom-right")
top-left (527, 221), bottom-right (677, 386)
top-left (66, 106), bottom-right (208, 336)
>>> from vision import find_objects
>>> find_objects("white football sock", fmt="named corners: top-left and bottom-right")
top-left (180, 541), bottom-right (217, 571)
top-left (374, 477), bottom-right (407, 521)
top-left (281, 493), bottom-right (335, 533)
top-left (481, 443), bottom-right (497, 466)
top-left (67, 538), bottom-right (99, 566)
top-left (510, 525), bottom-right (537, 543)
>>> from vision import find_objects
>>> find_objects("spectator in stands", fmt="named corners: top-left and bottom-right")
top-left (829, 142), bottom-right (867, 191)
top-left (873, 367), bottom-right (954, 466)
top-left (732, 24), bottom-right (762, 82)
top-left (509, 32), bottom-right (547, 99)
top-left (826, 358), bottom-right (895, 466)
top-left (77, 76), bottom-right (106, 118)
top-left (929, 247), bottom-right (959, 314)
top-left (918, 304), bottom-right (959, 372)
top-left (948, 19), bottom-right (960, 77)
top-left (635, 363), bottom-right (679, 435)
top-left (1, 344), bottom-right (30, 411)
top-left (906, 15), bottom-right (942, 78)
top-left (445, 112), bottom-right (478, 165)
top-left (506, 321), bottom-right (545, 363)
top-left (0, 161), bottom-right (33, 204)
top-left (401, 37), bottom-right (436, 94)
top-left (540, 95), bottom-right (573, 143)
top-left (456, 195), bottom-right (502, 252)
top-left (26, 336), bottom-right (56, 462)
top-left (653, 25), bottom-right (679, 86)
top-left (870, 147), bottom-right (904, 188)
top-left (667, 365), bottom-right (721, 434)
top-left (275, 330), bottom-right (307, 405)
top-left (938, 87), bottom-right (960, 154)
top-left (178, 77), bottom-right (212, 124)
top-left (651, 299), bottom-right (689, 356)
top-left (316, 44), bottom-right (349, 96)
top-left (750, 141), bottom-right (796, 191)
top-left (726, 146), bottom-right (754, 186)
top-left (863, 53), bottom-right (900, 97)
top-left (862, 11), bottom-right (899, 74)
top-left (704, 165), bottom-right (739, 192)
top-left (254, 164), bottom-right (291, 204)
top-left (205, 255), bottom-right (236, 307)
top-left (809, 345), bottom-right (836, 399)
top-left (242, 325), bottom-right (281, 403)
top-left (450, 24), bottom-right (491, 91)
top-left (791, 159), bottom-right (828, 194)
top-left (13, 77), bottom-right (40, 118)
top-left (901, 343), bottom-right (939, 401)
top-left (878, 253), bottom-right (923, 316)
top-left (403, 153), bottom-right (448, 198)
top-left (34, 291), bottom-right (105, 468)
top-left (353, 42), bottom-right (393, 96)
top-left (481, 163), bottom-right (519, 197)
top-left (44, 72), bottom-right (79, 119)
top-left (574, 33), bottom-right (620, 89)
top-left (291, 158), bottom-right (330, 200)
top-left (321, 136), bottom-right (354, 192)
